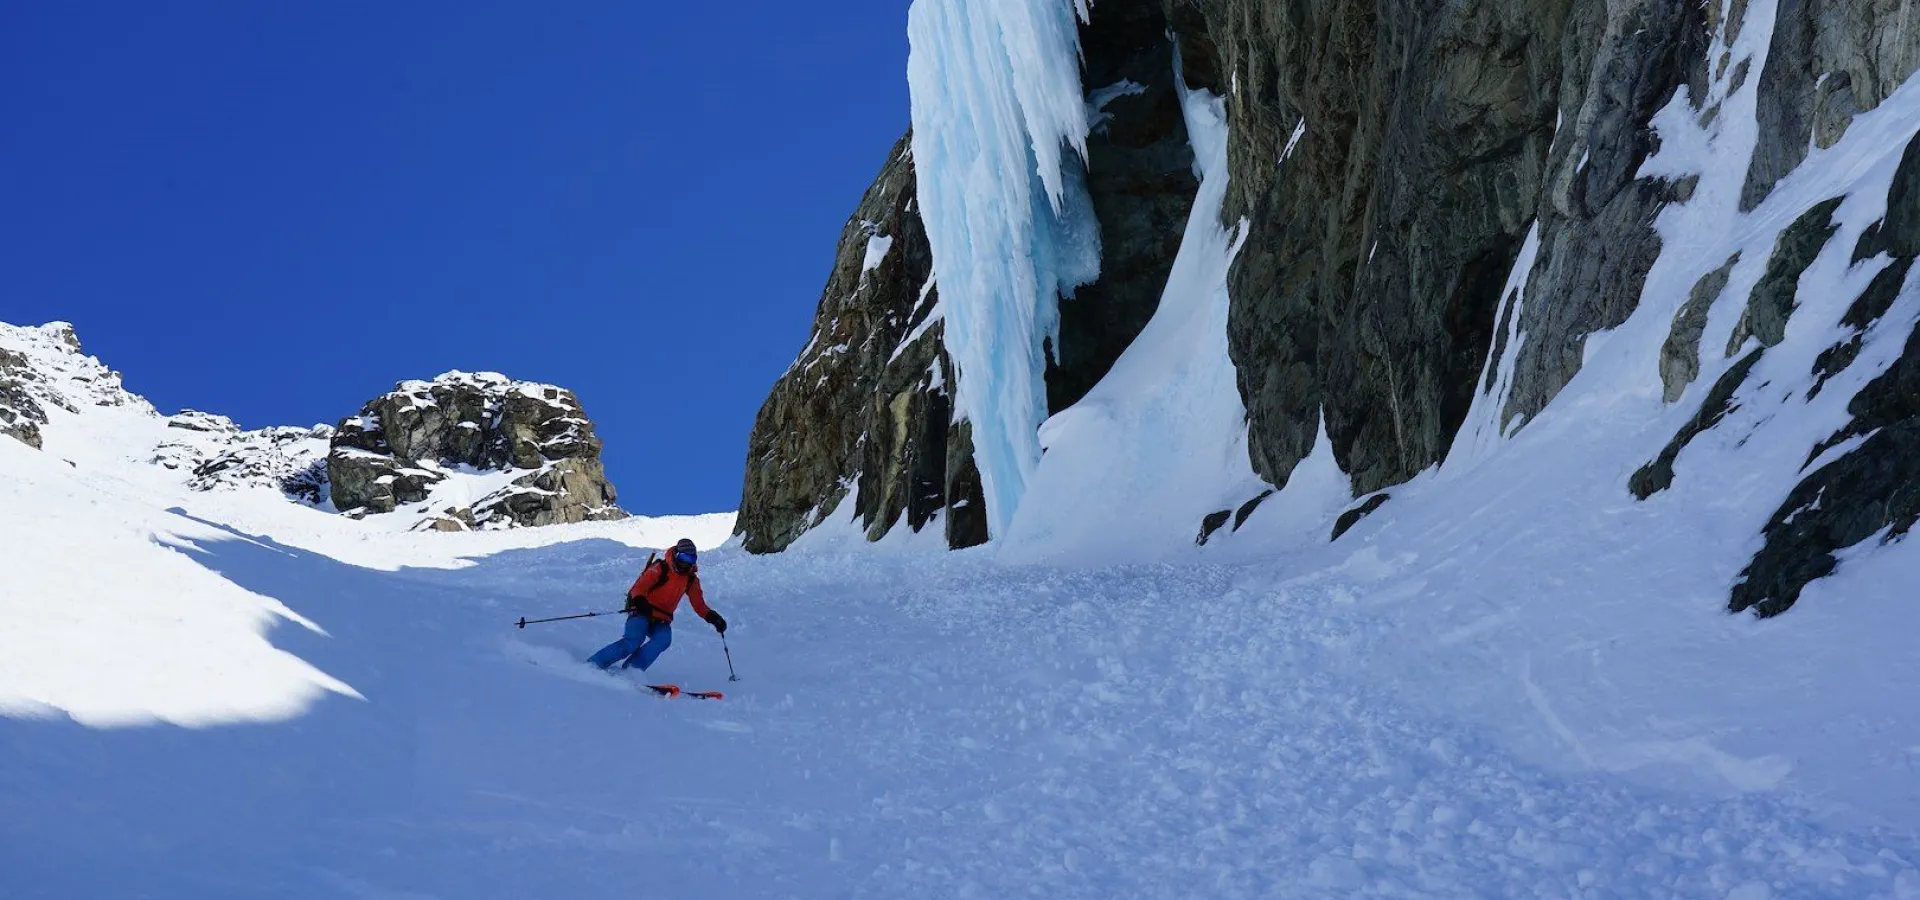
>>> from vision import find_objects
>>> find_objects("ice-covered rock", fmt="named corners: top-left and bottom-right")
top-left (738, 3), bottom-right (1202, 553)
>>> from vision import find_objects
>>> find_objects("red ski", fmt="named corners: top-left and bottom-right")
top-left (644, 684), bottom-right (724, 700)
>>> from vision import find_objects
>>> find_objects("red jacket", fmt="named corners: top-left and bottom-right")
top-left (626, 557), bottom-right (711, 623)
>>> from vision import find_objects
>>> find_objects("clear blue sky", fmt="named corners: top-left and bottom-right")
top-left (1, 1), bottom-right (910, 514)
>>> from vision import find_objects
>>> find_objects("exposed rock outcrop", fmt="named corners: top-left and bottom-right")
top-left (1047, 3), bottom-right (1199, 412)
top-left (1629, 349), bottom-right (1765, 501)
top-left (1725, 197), bottom-right (1846, 355)
top-left (1742, 0), bottom-right (1920, 209)
top-left (735, 134), bottom-right (983, 553)
top-left (1180, 0), bottom-right (1714, 494)
top-left (1332, 494), bottom-right (1392, 541)
top-left (328, 372), bottom-right (625, 528)
top-left (1731, 131), bottom-right (1920, 616)
top-left (0, 321), bottom-right (625, 531)
top-left (1661, 254), bottom-right (1741, 402)
top-left (0, 346), bottom-right (48, 449)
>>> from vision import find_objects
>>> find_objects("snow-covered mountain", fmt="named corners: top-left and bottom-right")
top-left (0, 320), bottom-right (626, 532)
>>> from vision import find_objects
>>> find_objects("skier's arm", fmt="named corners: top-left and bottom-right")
top-left (686, 576), bottom-right (713, 619)
top-left (689, 577), bottom-right (726, 632)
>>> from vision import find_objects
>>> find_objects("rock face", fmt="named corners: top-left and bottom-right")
top-left (328, 372), bottom-right (625, 529)
top-left (1048, 3), bottom-right (1200, 413)
top-left (0, 346), bottom-right (48, 449)
top-left (1743, 0), bottom-right (1920, 209)
top-left (735, 134), bottom-right (986, 553)
top-left (1178, 0), bottom-right (1715, 495)
top-left (743, 0), bottom-right (1920, 622)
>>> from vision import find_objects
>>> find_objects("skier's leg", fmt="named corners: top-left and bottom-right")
top-left (627, 620), bottom-right (674, 671)
top-left (587, 616), bottom-right (648, 669)
top-left (618, 619), bottom-right (655, 668)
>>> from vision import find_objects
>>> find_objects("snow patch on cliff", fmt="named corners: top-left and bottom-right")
top-left (1003, 75), bottom-right (1257, 562)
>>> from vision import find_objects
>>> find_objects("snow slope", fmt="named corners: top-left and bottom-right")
top-left (4, 434), bottom-right (1918, 898)
top-left (4, 322), bottom-right (1920, 897)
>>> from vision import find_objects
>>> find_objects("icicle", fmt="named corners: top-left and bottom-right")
top-left (906, 0), bottom-right (1102, 540)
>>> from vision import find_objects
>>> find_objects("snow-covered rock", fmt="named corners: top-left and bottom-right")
top-left (177, 426), bottom-right (335, 498)
top-left (327, 371), bottom-right (625, 528)
top-left (0, 320), bottom-right (334, 501)
top-left (0, 346), bottom-right (48, 449)
top-left (0, 322), bottom-right (150, 453)
top-left (0, 321), bottom-right (624, 530)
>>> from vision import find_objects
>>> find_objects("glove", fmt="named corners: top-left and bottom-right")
top-left (705, 610), bottom-right (728, 634)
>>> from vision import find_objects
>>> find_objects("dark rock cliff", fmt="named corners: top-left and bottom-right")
top-left (734, 134), bottom-right (981, 553)
top-left (1179, 0), bottom-right (1916, 616)
top-left (1181, 0), bottom-right (1709, 495)
top-left (740, 0), bottom-right (1920, 619)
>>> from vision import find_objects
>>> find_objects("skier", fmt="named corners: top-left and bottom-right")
top-left (587, 538), bottom-right (728, 672)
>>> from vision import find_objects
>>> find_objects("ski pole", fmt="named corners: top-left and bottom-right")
top-left (516, 610), bottom-right (623, 629)
top-left (721, 633), bottom-right (740, 682)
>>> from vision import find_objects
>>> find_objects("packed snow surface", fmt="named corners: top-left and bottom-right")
top-left (5, 421), bottom-right (1920, 897)
top-left (907, 0), bottom-right (1101, 539)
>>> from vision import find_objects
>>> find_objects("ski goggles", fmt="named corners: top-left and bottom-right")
top-left (672, 550), bottom-right (697, 568)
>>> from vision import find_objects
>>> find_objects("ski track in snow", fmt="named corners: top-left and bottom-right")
top-left (3, 492), bottom-right (1917, 898)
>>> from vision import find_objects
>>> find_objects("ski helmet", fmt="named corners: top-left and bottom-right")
top-left (670, 538), bottom-right (697, 572)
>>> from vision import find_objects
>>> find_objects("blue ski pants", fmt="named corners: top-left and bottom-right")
top-left (588, 616), bottom-right (672, 671)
